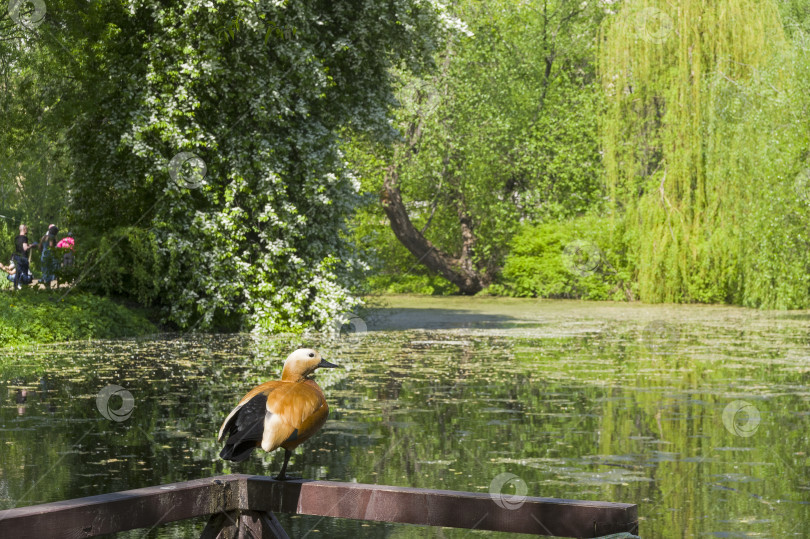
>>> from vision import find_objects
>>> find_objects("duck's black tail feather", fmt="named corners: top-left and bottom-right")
top-left (220, 440), bottom-right (257, 462)
top-left (219, 393), bottom-right (268, 462)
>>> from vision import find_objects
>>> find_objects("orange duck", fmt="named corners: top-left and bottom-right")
top-left (218, 348), bottom-right (339, 479)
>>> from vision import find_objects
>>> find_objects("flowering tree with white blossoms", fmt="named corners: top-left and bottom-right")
top-left (38, 0), bottom-right (453, 330)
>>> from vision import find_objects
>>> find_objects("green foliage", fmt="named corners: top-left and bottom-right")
top-left (0, 10), bottom-right (72, 236)
top-left (5, 0), bottom-right (810, 313)
top-left (0, 219), bottom-right (13, 263)
top-left (15, 0), bottom-right (454, 331)
top-left (601, 0), bottom-right (810, 307)
top-left (0, 290), bottom-right (155, 347)
top-left (367, 273), bottom-right (455, 296)
top-left (491, 216), bottom-right (634, 301)
top-left (84, 227), bottom-right (164, 307)
top-left (348, 0), bottom-right (607, 289)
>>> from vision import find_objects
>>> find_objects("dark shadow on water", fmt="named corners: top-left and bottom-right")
top-left (773, 313), bottom-right (810, 321)
top-left (366, 308), bottom-right (533, 331)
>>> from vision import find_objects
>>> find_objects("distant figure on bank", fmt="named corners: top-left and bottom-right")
top-left (57, 232), bottom-right (75, 268)
top-left (13, 224), bottom-right (37, 290)
top-left (39, 224), bottom-right (59, 289)
top-left (4, 263), bottom-right (33, 286)
top-left (3, 258), bottom-right (33, 286)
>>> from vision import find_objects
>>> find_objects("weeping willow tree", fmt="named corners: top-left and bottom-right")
top-left (601, 0), bottom-right (810, 307)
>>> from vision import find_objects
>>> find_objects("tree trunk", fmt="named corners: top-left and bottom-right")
top-left (380, 160), bottom-right (489, 295)
top-left (379, 44), bottom-right (492, 295)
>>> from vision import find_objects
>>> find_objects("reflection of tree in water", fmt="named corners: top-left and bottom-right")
top-left (378, 367), bottom-right (405, 402)
top-left (1, 324), bottom-right (809, 535)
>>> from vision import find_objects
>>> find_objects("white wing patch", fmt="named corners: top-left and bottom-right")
top-left (217, 403), bottom-right (244, 442)
top-left (261, 412), bottom-right (289, 452)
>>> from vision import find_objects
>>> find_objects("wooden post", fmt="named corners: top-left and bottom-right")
top-left (237, 511), bottom-right (290, 539)
top-left (200, 509), bottom-right (290, 539)
top-left (200, 511), bottom-right (239, 539)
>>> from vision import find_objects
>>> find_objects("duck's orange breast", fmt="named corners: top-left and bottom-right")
top-left (278, 380), bottom-right (329, 450)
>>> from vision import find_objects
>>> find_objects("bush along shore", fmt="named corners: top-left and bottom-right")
top-left (0, 290), bottom-right (156, 348)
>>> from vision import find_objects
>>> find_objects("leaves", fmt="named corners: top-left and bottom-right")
top-left (349, 0), bottom-right (606, 292)
top-left (4, 0), bottom-right (451, 330)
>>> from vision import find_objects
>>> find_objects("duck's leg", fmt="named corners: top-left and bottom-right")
top-left (275, 449), bottom-right (292, 481)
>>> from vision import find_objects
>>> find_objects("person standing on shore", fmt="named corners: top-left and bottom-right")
top-left (13, 224), bottom-right (36, 290)
top-left (57, 232), bottom-right (74, 267)
top-left (39, 224), bottom-right (59, 289)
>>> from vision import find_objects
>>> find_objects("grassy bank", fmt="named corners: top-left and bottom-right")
top-left (0, 290), bottom-right (156, 348)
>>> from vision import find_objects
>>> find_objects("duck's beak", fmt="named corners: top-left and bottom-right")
top-left (317, 358), bottom-right (341, 369)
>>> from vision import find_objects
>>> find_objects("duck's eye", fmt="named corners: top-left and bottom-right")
top-left (308, 352), bottom-right (315, 358)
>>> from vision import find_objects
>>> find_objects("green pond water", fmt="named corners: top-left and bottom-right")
top-left (1, 297), bottom-right (809, 538)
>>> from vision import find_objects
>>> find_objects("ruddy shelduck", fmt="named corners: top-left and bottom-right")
top-left (218, 348), bottom-right (339, 479)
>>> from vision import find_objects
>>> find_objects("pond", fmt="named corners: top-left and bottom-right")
top-left (1, 297), bottom-right (809, 537)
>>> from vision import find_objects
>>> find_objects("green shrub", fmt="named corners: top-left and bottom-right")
top-left (367, 273), bottom-right (455, 296)
top-left (492, 215), bottom-right (635, 301)
top-left (0, 219), bottom-right (13, 263)
top-left (0, 290), bottom-right (155, 348)
top-left (83, 227), bottom-right (164, 306)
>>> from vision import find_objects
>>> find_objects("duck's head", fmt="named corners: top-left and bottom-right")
top-left (281, 348), bottom-right (340, 382)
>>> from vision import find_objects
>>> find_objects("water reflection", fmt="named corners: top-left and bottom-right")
top-left (6, 377), bottom-right (57, 417)
top-left (0, 299), bottom-right (808, 538)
